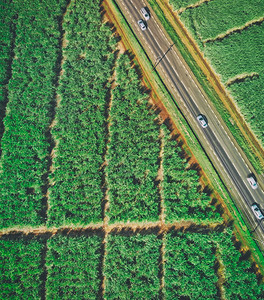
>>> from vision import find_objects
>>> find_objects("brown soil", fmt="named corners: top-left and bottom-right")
top-left (215, 246), bottom-right (226, 299)
top-left (0, 220), bottom-right (207, 237)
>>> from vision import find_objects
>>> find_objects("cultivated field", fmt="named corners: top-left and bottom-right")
top-left (0, 0), bottom-right (263, 298)
top-left (171, 0), bottom-right (264, 145)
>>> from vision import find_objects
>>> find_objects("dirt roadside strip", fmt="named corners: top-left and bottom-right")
top-left (152, 0), bottom-right (264, 174)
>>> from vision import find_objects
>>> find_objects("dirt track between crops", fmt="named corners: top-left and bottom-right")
top-left (0, 220), bottom-right (222, 237)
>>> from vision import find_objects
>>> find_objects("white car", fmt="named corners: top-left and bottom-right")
top-left (251, 203), bottom-right (264, 220)
top-left (140, 7), bottom-right (150, 21)
top-left (197, 114), bottom-right (208, 128)
top-left (247, 175), bottom-right (258, 190)
top-left (138, 19), bottom-right (146, 31)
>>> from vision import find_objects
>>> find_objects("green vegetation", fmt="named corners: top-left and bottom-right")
top-left (167, 0), bottom-right (264, 151)
top-left (162, 125), bottom-right (219, 223)
top-left (0, 1), bottom-right (14, 144)
top-left (0, 0), bottom-right (67, 229)
top-left (104, 233), bottom-right (161, 299)
top-left (106, 54), bottom-right (160, 223)
top-left (0, 236), bottom-right (44, 299)
top-left (213, 229), bottom-right (264, 299)
top-left (47, 0), bottom-right (116, 227)
top-left (148, 0), bottom-right (263, 175)
top-left (0, 0), bottom-right (264, 298)
top-left (204, 22), bottom-right (264, 143)
top-left (46, 234), bottom-right (102, 299)
top-left (180, 0), bottom-right (264, 43)
top-left (164, 231), bottom-right (218, 299)
top-left (169, 0), bottom-right (198, 10)
top-left (165, 230), bottom-right (264, 299)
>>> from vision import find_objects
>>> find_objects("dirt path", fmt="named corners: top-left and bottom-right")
top-left (0, 220), bottom-right (220, 237)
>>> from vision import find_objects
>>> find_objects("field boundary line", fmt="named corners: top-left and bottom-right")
top-left (157, 127), bottom-right (166, 298)
top-left (157, 127), bottom-right (165, 225)
top-left (152, 0), bottom-right (264, 172)
top-left (0, 220), bottom-right (224, 237)
top-left (215, 245), bottom-right (226, 299)
top-left (226, 72), bottom-right (259, 87)
top-left (178, 0), bottom-right (213, 14)
top-left (98, 12), bottom-right (120, 292)
top-left (204, 16), bottom-right (264, 44)
top-left (46, 0), bottom-right (72, 221)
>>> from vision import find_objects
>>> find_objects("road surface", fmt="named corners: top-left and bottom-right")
top-left (115, 0), bottom-right (264, 249)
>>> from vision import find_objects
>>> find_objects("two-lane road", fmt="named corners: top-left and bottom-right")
top-left (115, 0), bottom-right (264, 247)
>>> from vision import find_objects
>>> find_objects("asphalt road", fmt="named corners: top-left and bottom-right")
top-left (115, 0), bottom-right (264, 248)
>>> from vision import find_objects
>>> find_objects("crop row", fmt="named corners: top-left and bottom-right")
top-left (1, 230), bottom-right (263, 299)
top-left (47, 0), bottom-right (116, 227)
top-left (46, 234), bottom-right (102, 299)
top-left (0, 2), bottom-right (14, 146)
top-left (0, 236), bottom-right (44, 299)
top-left (213, 229), bottom-right (264, 299)
top-left (105, 54), bottom-right (161, 223)
top-left (0, 0), bottom-right (67, 228)
top-left (161, 125), bottom-right (220, 223)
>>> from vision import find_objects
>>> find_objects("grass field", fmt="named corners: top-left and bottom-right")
top-left (0, 0), bottom-right (263, 298)
top-left (172, 0), bottom-right (264, 146)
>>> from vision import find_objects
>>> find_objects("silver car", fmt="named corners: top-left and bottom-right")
top-left (138, 19), bottom-right (146, 31)
top-left (247, 175), bottom-right (258, 189)
top-left (197, 114), bottom-right (208, 128)
top-left (251, 203), bottom-right (264, 220)
top-left (140, 7), bottom-right (150, 21)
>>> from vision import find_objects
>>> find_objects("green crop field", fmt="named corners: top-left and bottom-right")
top-left (104, 234), bottom-right (161, 299)
top-left (46, 234), bottom-right (103, 299)
top-left (0, 236), bottom-right (45, 299)
top-left (0, 0), bottom-right (263, 298)
top-left (170, 0), bottom-right (264, 146)
top-left (47, 0), bottom-right (116, 227)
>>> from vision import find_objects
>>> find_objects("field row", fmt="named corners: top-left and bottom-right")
top-left (0, 0), bottom-right (219, 229)
top-left (1, 229), bottom-right (263, 299)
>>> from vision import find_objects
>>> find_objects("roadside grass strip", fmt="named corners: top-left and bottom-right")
top-left (0, 236), bottom-right (45, 299)
top-left (104, 233), bottom-right (161, 299)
